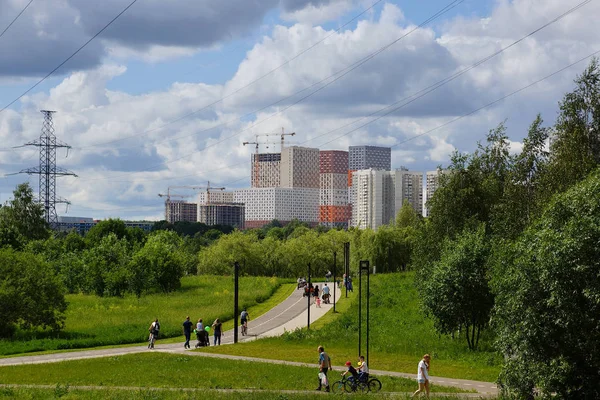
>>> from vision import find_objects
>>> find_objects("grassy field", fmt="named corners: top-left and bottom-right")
top-left (0, 276), bottom-right (284, 356)
top-left (200, 272), bottom-right (502, 382)
top-left (0, 387), bottom-right (485, 400)
top-left (0, 352), bottom-right (471, 394)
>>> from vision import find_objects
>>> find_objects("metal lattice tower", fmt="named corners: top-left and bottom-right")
top-left (16, 111), bottom-right (77, 228)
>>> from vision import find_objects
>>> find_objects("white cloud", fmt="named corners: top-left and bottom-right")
top-left (1, 0), bottom-right (598, 219)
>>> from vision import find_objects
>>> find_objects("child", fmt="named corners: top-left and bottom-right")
top-left (357, 355), bottom-right (369, 382)
top-left (341, 360), bottom-right (359, 385)
top-left (316, 296), bottom-right (321, 308)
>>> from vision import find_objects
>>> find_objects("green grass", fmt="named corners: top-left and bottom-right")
top-left (0, 387), bottom-right (485, 400)
top-left (0, 276), bottom-right (283, 356)
top-left (0, 352), bottom-right (470, 394)
top-left (200, 272), bottom-right (502, 382)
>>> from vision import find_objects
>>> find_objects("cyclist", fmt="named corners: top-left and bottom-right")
top-left (357, 355), bottom-right (369, 382)
top-left (240, 309), bottom-right (249, 336)
top-left (148, 318), bottom-right (160, 349)
top-left (341, 360), bottom-right (360, 388)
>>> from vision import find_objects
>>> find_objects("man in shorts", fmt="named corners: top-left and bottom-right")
top-left (316, 345), bottom-right (332, 392)
top-left (240, 309), bottom-right (249, 335)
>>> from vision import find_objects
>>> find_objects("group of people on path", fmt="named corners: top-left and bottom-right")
top-left (315, 346), bottom-right (430, 397)
top-left (148, 310), bottom-right (249, 350)
top-left (315, 346), bottom-right (369, 392)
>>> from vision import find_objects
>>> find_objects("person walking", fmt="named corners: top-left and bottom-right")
top-left (182, 316), bottom-right (193, 349)
top-left (313, 285), bottom-right (320, 301)
top-left (240, 309), bottom-right (250, 336)
top-left (316, 345), bottom-right (332, 392)
top-left (412, 354), bottom-right (431, 398)
top-left (195, 318), bottom-right (204, 348)
top-left (212, 318), bottom-right (223, 346)
top-left (148, 318), bottom-right (160, 349)
top-left (322, 283), bottom-right (330, 304)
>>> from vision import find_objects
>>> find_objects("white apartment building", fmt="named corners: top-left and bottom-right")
top-left (234, 187), bottom-right (319, 229)
top-left (350, 169), bottom-right (423, 230)
top-left (394, 169), bottom-right (424, 217)
top-left (280, 146), bottom-right (320, 188)
top-left (425, 170), bottom-right (442, 216)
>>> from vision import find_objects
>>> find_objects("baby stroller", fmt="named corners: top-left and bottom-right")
top-left (195, 329), bottom-right (210, 348)
top-left (322, 293), bottom-right (331, 304)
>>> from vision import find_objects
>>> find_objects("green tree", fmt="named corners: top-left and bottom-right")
top-left (0, 183), bottom-right (49, 242)
top-left (492, 115), bottom-right (549, 240)
top-left (0, 248), bottom-right (67, 337)
top-left (130, 231), bottom-right (184, 295)
top-left (85, 219), bottom-right (128, 247)
top-left (492, 169), bottom-right (600, 399)
top-left (395, 200), bottom-right (421, 228)
top-left (544, 58), bottom-right (600, 195)
top-left (421, 225), bottom-right (493, 350)
top-left (82, 233), bottom-right (131, 297)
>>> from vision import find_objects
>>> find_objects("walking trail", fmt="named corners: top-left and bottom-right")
top-left (0, 283), bottom-right (498, 396)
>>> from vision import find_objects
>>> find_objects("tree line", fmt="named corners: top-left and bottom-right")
top-left (413, 59), bottom-right (600, 398)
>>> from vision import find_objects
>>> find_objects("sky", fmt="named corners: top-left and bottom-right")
top-left (0, 0), bottom-right (598, 221)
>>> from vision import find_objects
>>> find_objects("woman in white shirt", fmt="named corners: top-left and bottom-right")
top-left (412, 354), bottom-right (430, 398)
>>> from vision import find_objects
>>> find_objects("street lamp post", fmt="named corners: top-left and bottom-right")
top-left (333, 251), bottom-right (337, 313)
top-left (307, 263), bottom-right (311, 329)
top-left (358, 260), bottom-right (370, 365)
top-left (234, 261), bottom-right (240, 344)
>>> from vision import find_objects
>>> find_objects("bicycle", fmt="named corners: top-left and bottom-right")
top-left (148, 332), bottom-right (157, 349)
top-left (331, 375), bottom-right (368, 394)
top-left (366, 376), bottom-right (382, 392)
top-left (241, 321), bottom-right (248, 336)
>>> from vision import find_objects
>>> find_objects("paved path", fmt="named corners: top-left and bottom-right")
top-left (0, 283), bottom-right (498, 396)
top-left (0, 282), bottom-right (336, 366)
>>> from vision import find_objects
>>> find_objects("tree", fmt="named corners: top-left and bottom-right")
top-left (82, 233), bottom-right (131, 297)
top-left (492, 169), bottom-right (600, 399)
top-left (130, 231), bottom-right (184, 295)
top-left (421, 225), bottom-right (493, 350)
top-left (492, 115), bottom-right (549, 240)
top-left (395, 200), bottom-right (421, 229)
top-left (0, 248), bottom-right (67, 337)
top-left (0, 183), bottom-right (49, 242)
top-left (543, 58), bottom-right (600, 195)
top-left (85, 219), bottom-right (128, 247)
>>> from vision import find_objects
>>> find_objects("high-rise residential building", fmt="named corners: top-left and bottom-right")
top-left (234, 187), bottom-right (319, 229)
top-left (319, 150), bottom-right (351, 228)
top-left (198, 203), bottom-right (245, 229)
top-left (350, 170), bottom-right (395, 230)
top-left (280, 146), bottom-right (320, 188)
top-left (350, 168), bottom-right (423, 230)
top-left (425, 170), bottom-right (441, 216)
top-left (251, 153), bottom-right (281, 188)
top-left (394, 168), bottom-right (424, 217)
top-left (347, 146), bottom-right (392, 220)
top-left (348, 146), bottom-right (392, 171)
top-left (165, 200), bottom-right (197, 223)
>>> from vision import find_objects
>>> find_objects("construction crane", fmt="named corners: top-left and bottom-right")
top-left (255, 127), bottom-right (296, 152)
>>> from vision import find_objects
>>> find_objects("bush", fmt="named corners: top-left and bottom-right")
top-left (0, 248), bottom-right (67, 337)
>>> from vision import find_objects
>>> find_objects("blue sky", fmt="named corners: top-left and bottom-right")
top-left (0, 0), bottom-right (597, 219)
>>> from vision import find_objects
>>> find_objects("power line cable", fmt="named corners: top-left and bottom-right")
top-left (85, 0), bottom-right (465, 182)
top-left (77, 0), bottom-right (386, 150)
top-left (388, 49), bottom-right (600, 150)
top-left (0, 0), bottom-right (34, 40)
top-left (308, 0), bottom-right (592, 149)
top-left (67, 49), bottom-right (600, 216)
top-left (0, 0), bottom-right (138, 114)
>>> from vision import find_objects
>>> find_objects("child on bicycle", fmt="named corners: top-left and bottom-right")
top-left (341, 360), bottom-right (360, 386)
top-left (357, 355), bottom-right (369, 382)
